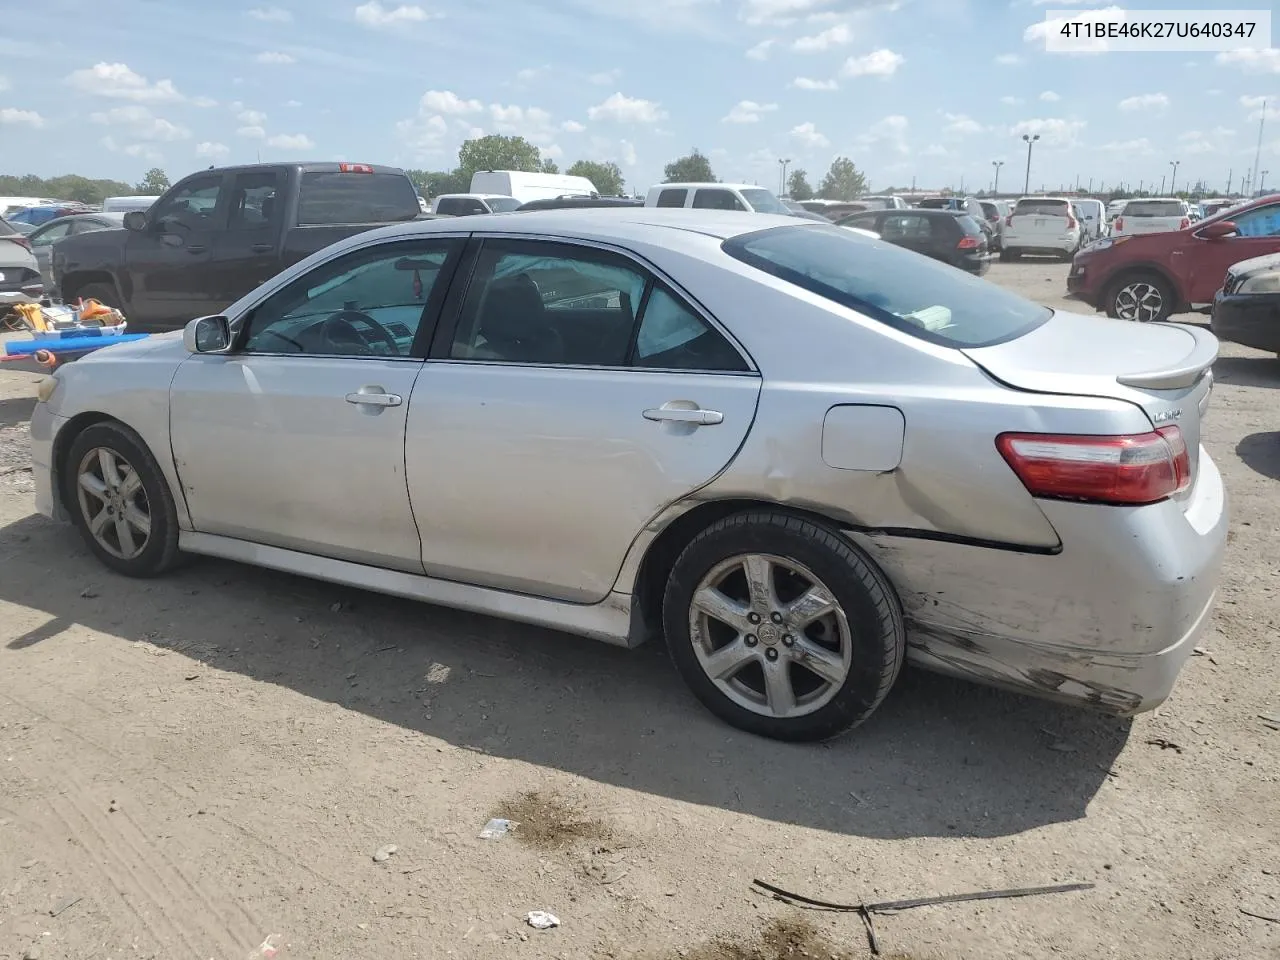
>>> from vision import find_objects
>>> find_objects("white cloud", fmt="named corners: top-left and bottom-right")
top-left (790, 121), bottom-right (829, 147)
top-left (192, 96), bottom-right (218, 108)
top-left (489, 103), bottom-right (554, 138)
top-left (1240, 94), bottom-right (1280, 121)
top-left (588, 135), bottom-right (638, 168)
top-left (1009, 117), bottom-right (1086, 147)
top-left (853, 114), bottom-right (908, 154)
top-left (515, 66), bottom-right (547, 83)
top-left (723, 99), bottom-right (778, 123)
top-left (841, 48), bottom-right (903, 78)
top-left (792, 24), bottom-right (852, 52)
top-left (1117, 92), bottom-right (1169, 112)
top-left (267, 132), bottom-right (315, 150)
top-left (740, 0), bottom-right (900, 26)
top-left (1217, 49), bottom-right (1280, 74)
top-left (354, 1), bottom-right (431, 28)
top-left (542, 143), bottom-right (564, 159)
top-left (255, 51), bottom-right (296, 65)
top-left (100, 137), bottom-right (164, 164)
top-left (995, 53), bottom-right (1022, 66)
top-left (619, 139), bottom-right (638, 166)
top-left (66, 62), bottom-right (183, 103)
top-left (0, 74), bottom-right (9, 92)
top-left (561, 119), bottom-right (586, 133)
top-left (237, 108), bottom-right (268, 126)
top-left (248, 6), bottom-right (293, 21)
top-left (419, 89), bottom-right (482, 115)
top-left (746, 39), bottom-right (776, 60)
top-left (1098, 137), bottom-right (1153, 154)
top-left (922, 144), bottom-right (949, 157)
top-left (1000, 95), bottom-right (1024, 105)
top-left (943, 112), bottom-right (983, 135)
top-left (285, 99), bottom-right (302, 107)
top-left (587, 92), bottom-right (667, 123)
top-left (0, 107), bottom-right (44, 128)
top-left (195, 141), bottom-right (230, 160)
top-left (589, 68), bottom-right (622, 85)
top-left (792, 76), bottom-right (838, 90)
top-left (90, 105), bottom-right (189, 141)
top-left (237, 125), bottom-right (267, 140)
top-left (1039, 90), bottom-right (1060, 102)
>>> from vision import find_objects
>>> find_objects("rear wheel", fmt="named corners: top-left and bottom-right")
top-left (662, 512), bottom-right (905, 742)
top-left (1106, 272), bottom-right (1175, 323)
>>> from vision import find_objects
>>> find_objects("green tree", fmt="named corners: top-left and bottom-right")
top-left (787, 168), bottom-right (814, 201)
top-left (540, 158), bottom-right (560, 174)
top-left (457, 135), bottom-right (542, 179)
top-left (817, 157), bottom-right (867, 201)
top-left (663, 149), bottom-right (715, 183)
top-left (136, 167), bottom-right (170, 194)
top-left (0, 173), bottom-right (133, 205)
top-left (566, 160), bottom-right (625, 196)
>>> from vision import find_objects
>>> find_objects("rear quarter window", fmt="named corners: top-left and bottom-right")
top-left (722, 224), bottom-right (1050, 348)
top-left (656, 189), bottom-right (688, 208)
top-left (297, 171), bottom-right (420, 224)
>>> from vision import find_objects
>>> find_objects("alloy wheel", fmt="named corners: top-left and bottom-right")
top-left (688, 553), bottom-right (853, 719)
top-left (76, 447), bottom-right (152, 560)
top-left (1114, 281), bottom-right (1164, 322)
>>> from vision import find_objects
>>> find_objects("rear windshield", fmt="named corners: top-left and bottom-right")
top-left (916, 198), bottom-right (954, 209)
top-left (296, 171), bottom-right (420, 225)
top-left (1124, 200), bottom-right (1185, 217)
top-left (723, 224), bottom-right (1049, 348)
top-left (1014, 199), bottom-right (1070, 215)
top-left (955, 215), bottom-right (983, 235)
top-left (740, 189), bottom-right (789, 214)
top-left (486, 197), bottom-right (521, 213)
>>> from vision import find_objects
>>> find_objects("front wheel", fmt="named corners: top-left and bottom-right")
top-left (662, 512), bottom-right (905, 742)
top-left (1106, 272), bottom-right (1175, 323)
top-left (63, 421), bottom-right (181, 577)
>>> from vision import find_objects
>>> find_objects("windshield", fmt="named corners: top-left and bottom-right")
top-left (1124, 200), bottom-right (1185, 217)
top-left (723, 224), bottom-right (1050, 348)
top-left (740, 188), bottom-right (789, 214)
top-left (486, 197), bottom-right (522, 213)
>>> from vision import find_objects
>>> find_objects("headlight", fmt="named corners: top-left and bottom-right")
top-left (36, 373), bottom-right (62, 403)
top-left (1237, 272), bottom-right (1280, 295)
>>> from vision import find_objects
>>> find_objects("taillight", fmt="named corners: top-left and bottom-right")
top-left (1114, 217), bottom-right (1124, 232)
top-left (957, 236), bottom-right (982, 249)
top-left (1066, 215), bottom-right (1077, 229)
top-left (996, 426), bottom-right (1191, 506)
top-left (1179, 218), bottom-right (1190, 229)
top-left (1005, 214), bottom-right (1014, 226)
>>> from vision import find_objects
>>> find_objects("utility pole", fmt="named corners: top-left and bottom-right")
top-left (1262, 170), bottom-right (1271, 193)
top-left (1227, 168), bottom-right (1233, 194)
top-left (1087, 177), bottom-right (1093, 193)
top-left (1252, 99), bottom-right (1266, 198)
top-left (1160, 174), bottom-right (1166, 195)
top-left (1169, 160), bottom-right (1180, 195)
top-left (1021, 133), bottom-right (1040, 194)
top-left (778, 158), bottom-right (791, 197)
top-left (992, 160), bottom-right (1004, 194)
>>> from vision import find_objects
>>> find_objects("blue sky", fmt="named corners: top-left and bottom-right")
top-left (3, 0), bottom-right (1280, 194)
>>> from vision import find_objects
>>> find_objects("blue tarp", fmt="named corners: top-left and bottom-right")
top-left (4, 333), bottom-right (149, 356)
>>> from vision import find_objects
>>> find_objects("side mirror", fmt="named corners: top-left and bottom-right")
top-left (123, 210), bottom-right (148, 232)
top-left (183, 315), bottom-right (232, 354)
top-left (1200, 220), bottom-right (1236, 239)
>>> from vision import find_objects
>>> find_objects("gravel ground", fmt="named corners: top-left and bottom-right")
top-left (0, 262), bottom-right (1276, 960)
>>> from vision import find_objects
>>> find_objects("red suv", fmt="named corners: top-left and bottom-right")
top-left (1067, 194), bottom-right (1280, 322)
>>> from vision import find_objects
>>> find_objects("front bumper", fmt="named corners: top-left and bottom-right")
top-left (1210, 289), bottom-right (1280, 353)
top-left (1065, 261), bottom-right (1100, 306)
top-left (848, 448), bottom-right (1228, 715)
top-left (30, 404), bottom-right (69, 522)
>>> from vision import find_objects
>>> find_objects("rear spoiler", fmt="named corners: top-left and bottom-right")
top-left (1115, 323), bottom-right (1219, 390)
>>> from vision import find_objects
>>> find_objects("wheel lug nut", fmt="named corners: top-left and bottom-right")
top-left (748, 612), bottom-right (760, 624)
top-left (771, 612), bottom-right (783, 624)
top-left (744, 635), bottom-right (758, 647)
top-left (783, 635), bottom-right (795, 647)
top-left (765, 648), bottom-right (779, 661)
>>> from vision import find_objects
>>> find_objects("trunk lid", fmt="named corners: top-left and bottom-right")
top-left (963, 310), bottom-right (1217, 499)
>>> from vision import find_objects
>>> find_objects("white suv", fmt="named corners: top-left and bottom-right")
top-left (1110, 198), bottom-right (1191, 236)
top-left (1000, 196), bottom-right (1083, 262)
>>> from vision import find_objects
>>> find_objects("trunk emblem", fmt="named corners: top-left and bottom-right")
top-left (1151, 408), bottom-right (1182, 424)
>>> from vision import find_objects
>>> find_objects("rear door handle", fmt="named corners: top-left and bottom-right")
top-left (186, 244), bottom-right (207, 255)
top-left (345, 388), bottom-right (402, 408)
top-left (643, 406), bottom-right (723, 426)
top-left (250, 243), bottom-right (274, 253)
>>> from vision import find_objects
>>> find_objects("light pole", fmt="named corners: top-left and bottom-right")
top-left (991, 160), bottom-right (1004, 194)
top-left (778, 158), bottom-right (791, 197)
top-left (1169, 160), bottom-right (1180, 195)
top-left (1021, 134), bottom-right (1040, 194)
top-left (1261, 169), bottom-right (1270, 193)
top-left (1159, 174), bottom-right (1166, 195)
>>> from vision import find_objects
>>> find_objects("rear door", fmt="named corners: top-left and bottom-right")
top-left (406, 236), bottom-right (761, 603)
top-left (210, 168), bottom-right (285, 308)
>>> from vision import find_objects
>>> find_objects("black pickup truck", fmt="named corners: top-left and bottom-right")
top-left (52, 162), bottom-right (429, 331)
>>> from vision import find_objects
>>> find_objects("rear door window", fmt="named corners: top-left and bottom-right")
top-left (656, 189), bottom-right (688, 208)
top-left (227, 171), bottom-right (282, 230)
top-left (296, 171), bottom-right (419, 224)
top-left (723, 223), bottom-right (1050, 348)
top-left (693, 189), bottom-right (746, 211)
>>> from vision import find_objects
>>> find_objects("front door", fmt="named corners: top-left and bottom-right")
top-left (169, 236), bottom-right (463, 571)
top-left (126, 172), bottom-right (226, 328)
top-left (406, 237), bottom-right (761, 603)
top-left (1186, 202), bottom-right (1280, 302)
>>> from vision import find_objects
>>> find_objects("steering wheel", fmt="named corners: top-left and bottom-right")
top-left (319, 310), bottom-right (399, 355)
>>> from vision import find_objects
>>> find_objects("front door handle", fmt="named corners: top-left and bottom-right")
top-left (186, 244), bottom-right (207, 255)
top-left (251, 243), bottom-right (274, 253)
top-left (345, 387), bottom-right (403, 408)
top-left (643, 406), bottom-right (724, 426)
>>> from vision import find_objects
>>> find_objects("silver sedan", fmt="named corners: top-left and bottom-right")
top-left (28, 210), bottom-right (1227, 741)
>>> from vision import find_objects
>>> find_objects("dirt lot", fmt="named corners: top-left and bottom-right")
top-left (0, 261), bottom-right (1276, 960)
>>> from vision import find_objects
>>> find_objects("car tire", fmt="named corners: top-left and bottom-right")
top-left (63, 421), bottom-right (181, 578)
top-left (73, 282), bottom-right (121, 311)
top-left (662, 511), bottom-right (905, 742)
top-left (1105, 271), bottom-right (1176, 323)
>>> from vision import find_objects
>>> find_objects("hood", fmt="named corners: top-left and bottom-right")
top-left (75, 330), bottom-right (186, 364)
top-left (1227, 250), bottom-right (1280, 277)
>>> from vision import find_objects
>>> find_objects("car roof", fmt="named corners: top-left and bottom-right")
top-left (435, 193), bottom-right (508, 200)
top-left (653, 183), bottom-right (763, 191)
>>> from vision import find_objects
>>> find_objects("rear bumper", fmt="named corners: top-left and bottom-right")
top-left (1004, 234), bottom-right (1078, 254)
top-left (1211, 290), bottom-right (1280, 353)
top-left (848, 448), bottom-right (1227, 715)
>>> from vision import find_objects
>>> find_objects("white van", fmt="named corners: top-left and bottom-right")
top-left (103, 196), bottom-right (160, 213)
top-left (644, 183), bottom-right (791, 214)
top-left (468, 171), bottom-right (598, 205)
